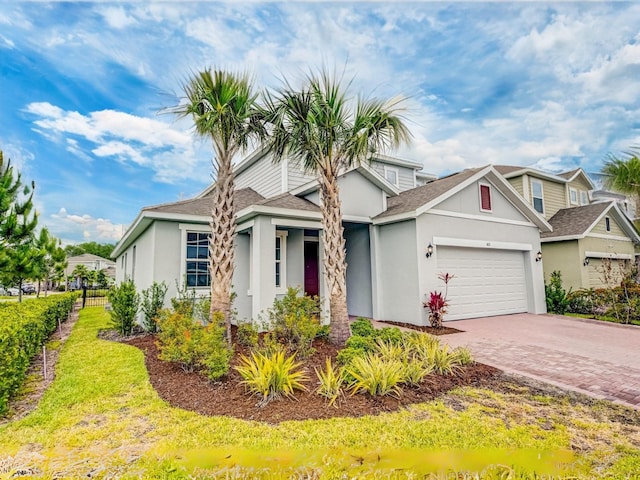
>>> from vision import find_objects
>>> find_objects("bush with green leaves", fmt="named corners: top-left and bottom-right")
top-left (170, 280), bottom-right (197, 317)
top-left (567, 289), bottom-right (597, 315)
top-left (140, 281), bottom-right (168, 333)
top-left (336, 334), bottom-right (377, 366)
top-left (0, 292), bottom-right (78, 415)
top-left (336, 319), bottom-right (403, 366)
top-left (107, 279), bottom-right (140, 336)
top-left (235, 348), bottom-right (308, 405)
top-left (156, 311), bottom-right (232, 381)
top-left (236, 320), bottom-right (259, 347)
top-left (545, 270), bottom-right (569, 315)
top-left (267, 287), bottom-right (321, 358)
top-left (350, 317), bottom-right (375, 337)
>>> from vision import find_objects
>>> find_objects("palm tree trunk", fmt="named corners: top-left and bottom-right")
top-left (319, 171), bottom-right (350, 345)
top-left (208, 157), bottom-right (236, 346)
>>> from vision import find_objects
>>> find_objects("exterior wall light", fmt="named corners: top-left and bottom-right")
top-left (425, 243), bottom-right (434, 258)
top-left (583, 258), bottom-right (590, 266)
top-left (535, 251), bottom-right (542, 262)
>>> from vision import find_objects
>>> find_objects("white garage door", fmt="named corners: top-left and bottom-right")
top-left (436, 247), bottom-right (528, 320)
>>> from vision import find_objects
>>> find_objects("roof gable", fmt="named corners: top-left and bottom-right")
top-left (373, 165), bottom-right (552, 232)
top-left (542, 201), bottom-right (640, 242)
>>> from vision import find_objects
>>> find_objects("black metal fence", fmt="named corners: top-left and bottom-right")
top-left (82, 286), bottom-right (109, 308)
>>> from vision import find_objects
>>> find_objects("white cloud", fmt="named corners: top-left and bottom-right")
top-left (99, 6), bottom-right (137, 29)
top-left (25, 102), bottom-right (204, 183)
top-left (50, 207), bottom-right (125, 242)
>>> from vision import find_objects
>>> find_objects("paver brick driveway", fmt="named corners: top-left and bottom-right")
top-left (438, 314), bottom-right (640, 409)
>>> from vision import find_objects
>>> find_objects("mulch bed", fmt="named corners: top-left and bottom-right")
top-left (125, 333), bottom-right (500, 424)
top-left (377, 320), bottom-right (463, 336)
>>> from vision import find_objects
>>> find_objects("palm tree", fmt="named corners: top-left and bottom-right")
top-left (261, 71), bottom-right (410, 345)
top-left (601, 146), bottom-right (640, 225)
top-left (171, 69), bottom-right (263, 344)
top-left (602, 146), bottom-right (640, 195)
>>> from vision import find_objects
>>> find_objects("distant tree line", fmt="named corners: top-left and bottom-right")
top-left (64, 241), bottom-right (115, 259)
top-left (0, 150), bottom-right (67, 301)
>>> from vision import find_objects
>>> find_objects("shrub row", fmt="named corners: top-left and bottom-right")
top-left (0, 292), bottom-right (79, 415)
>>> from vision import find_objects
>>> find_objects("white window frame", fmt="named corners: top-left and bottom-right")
top-left (478, 182), bottom-right (493, 213)
top-left (580, 191), bottom-right (588, 206)
top-left (384, 166), bottom-right (399, 187)
top-left (185, 230), bottom-right (211, 289)
top-left (570, 187), bottom-right (578, 205)
top-left (531, 179), bottom-right (544, 214)
top-left (605, 216), bottom-right (611, 232)
top-left (275, 230), bottom-right (288, 293)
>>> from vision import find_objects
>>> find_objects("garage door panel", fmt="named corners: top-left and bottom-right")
top-left (437, 247), bottom-right (528, 320)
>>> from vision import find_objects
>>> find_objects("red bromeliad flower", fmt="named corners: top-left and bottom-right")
top-left (426, 291), bottom-right (447, 313)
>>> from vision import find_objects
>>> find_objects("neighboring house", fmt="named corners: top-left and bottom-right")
top-left (113, 153), bottom-right (548, 326)
top-left (65, 253), bottom-right (116, 288)
top-left (495, 165), bottom-right (640, 291)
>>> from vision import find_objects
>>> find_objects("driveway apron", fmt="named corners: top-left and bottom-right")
top-left (436, 314), bottom-right (640, 409)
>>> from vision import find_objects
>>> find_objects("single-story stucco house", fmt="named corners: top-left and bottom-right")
top-left (113, 152), bottom-right (551, 325)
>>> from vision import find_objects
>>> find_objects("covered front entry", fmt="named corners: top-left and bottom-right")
top-left (436, 246), bottom-right (528, 320)
top-left (304, 240), bottom-right (319, 297)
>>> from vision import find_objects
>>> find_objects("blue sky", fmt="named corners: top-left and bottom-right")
top-left (1, 2), bottom-right (639, 245)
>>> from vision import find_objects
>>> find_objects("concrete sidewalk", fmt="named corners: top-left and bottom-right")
top-left (376, 314), bottom-right (640, 409)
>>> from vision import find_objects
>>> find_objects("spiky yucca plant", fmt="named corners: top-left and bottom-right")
top-left (346, 354), bottom-right (405, 397)
top-left (235, 350), bottom-right (308, 405)
top-left (314, 357), bottom-right (345, 407)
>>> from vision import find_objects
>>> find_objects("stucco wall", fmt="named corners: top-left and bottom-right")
top-left (344, 223), bottom-right (373, 317)
top-left (337, 170), bottom-right (385, 218)
top-left (151, 221), bottom-right (182, 304)
top-left (283, 228), bottom-right (305, 292)
top-left (436, 180), bottom-right (531, 221)
top-left (540, 240), bottom-right (582, 290)
top-left (233, 232), bottom-right (252, 321)
top-left (375, 220), bottom-right (420, 323)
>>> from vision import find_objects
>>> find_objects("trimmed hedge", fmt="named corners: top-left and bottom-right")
top-left (0, 292), bottom-right (79, 415)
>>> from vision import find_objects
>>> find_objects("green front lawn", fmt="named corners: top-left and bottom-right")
top-left (0, 308), bottom-right (639, 478)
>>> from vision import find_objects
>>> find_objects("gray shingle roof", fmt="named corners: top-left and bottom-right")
top-left (541, 202), bottom-right (611, 238)
top-left (558, 168), bottom-right (580, 180)
top-left (144, 187), bottom-right (265, 216)
top-left (374, 168), bottom-right (482, 219)
top-left (493, 165), bottom-right (525, 176)
top-left (255, 193), bottom-right (320, 212)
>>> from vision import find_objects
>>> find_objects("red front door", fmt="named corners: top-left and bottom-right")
top-left (304, 241), bottom-right (319, 297)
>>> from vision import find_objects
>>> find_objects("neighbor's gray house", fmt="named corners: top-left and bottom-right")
top-left (112, 152), bottom-right (551, 325)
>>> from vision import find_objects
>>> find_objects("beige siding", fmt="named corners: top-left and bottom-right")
top-left (567, 177), bottom-right (591, 206)
top-left (536, 179), bottom-right (566, 218)
top-left (508, 177), bottom-right (524, 197)
top-left (235, 155), bottom-right (282, 197)
top-left (590, 215), bottom-right (627, 237)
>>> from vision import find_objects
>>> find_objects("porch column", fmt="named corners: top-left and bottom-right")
top-left (251, 216), bottom-right (277, 320)
top-left (369, 224), bottom-right (382, 320)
